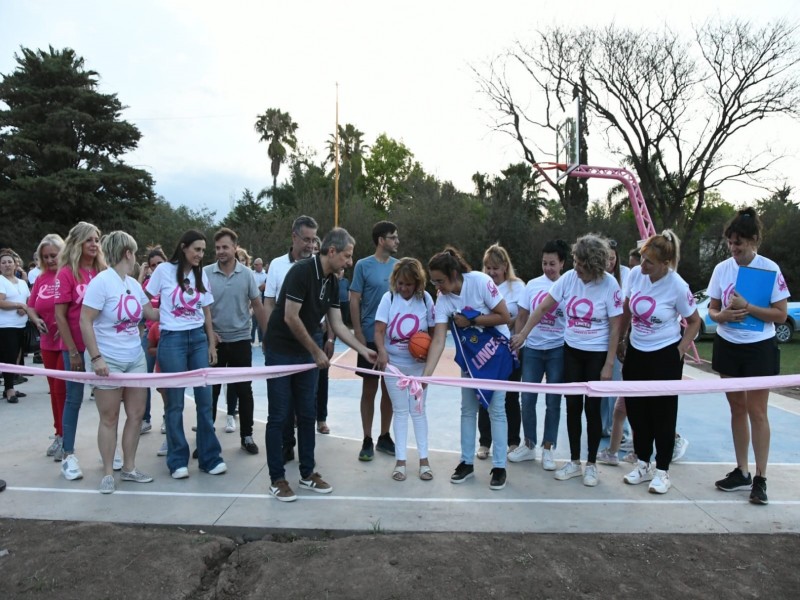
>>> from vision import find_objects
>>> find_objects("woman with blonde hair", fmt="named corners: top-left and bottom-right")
top-left (478, 243), bottom-right (524, 460)
top-left (81, 231), bottom-right (160, 493)
top-left (513, 234), bottom-right (622, 487)
top-left (55, 222), bottom-right (107, 481)
top-left (26, 234), bottom-right (68, 454)
top-left (374, 258), bottom-right (436, 481)
top-left (617, 230), bottom-right (700, 494)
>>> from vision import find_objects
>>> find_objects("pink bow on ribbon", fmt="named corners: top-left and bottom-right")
top-left (385, 364), bottom-right (424, 413)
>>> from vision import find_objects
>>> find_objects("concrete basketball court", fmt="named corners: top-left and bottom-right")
top-left (1, 339), bottom-right (799, 535)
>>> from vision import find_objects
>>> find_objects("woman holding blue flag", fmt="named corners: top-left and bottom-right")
top-left (422, 247), bottom-right (512, 490)
top-left (707, 207), bottom-right (789, 505)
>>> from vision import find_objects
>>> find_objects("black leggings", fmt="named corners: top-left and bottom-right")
top-left (622, 342), bottom-right (683, 471)
top-left (0, 327), bottom-right (25, 393)
top-left (563, 343), bottom-right (606, 463)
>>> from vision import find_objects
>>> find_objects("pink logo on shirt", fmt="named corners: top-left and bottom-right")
top-left (487, 281), bottom-right (499, 298)
top-left (686, 291), bottom-right (695, 307)
top-left (114, 293), bottom-right (143, 333)
top-left (613, 289), bottom-right (622, 309)
top-left (722, 283), bottom-right (735, 308)
top-left (630, 292), bottom-right (656, 328)
top-left (37, 284), bottom-right (56, 301)
top-left (566, 296), bottom-right (593, 329)
top-left (388, 313), bottom-right (420, 345)
top-left (75, 283), bottom-right (88, 305)
top-left (169, 285), bottom-right (201, 318)
top-left (532, 290), bottom-right (558, 326)
top-left (778, 273), bottom-right (787, 292)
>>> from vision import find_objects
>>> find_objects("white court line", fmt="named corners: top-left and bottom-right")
top-left (330, 348), bottom-right (352, 366)
top-left (7, 486), bottom-right (800, 505)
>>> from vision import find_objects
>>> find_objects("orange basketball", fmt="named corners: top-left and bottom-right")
top-left (408, 331), bottom-right (432, 360)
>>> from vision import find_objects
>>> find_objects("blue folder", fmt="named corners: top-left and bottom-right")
top-left (730, 266), bottom-right (776, 332)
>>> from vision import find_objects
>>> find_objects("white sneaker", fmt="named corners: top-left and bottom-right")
top-left (171, 467), bottom-right (189, 479)
top-left (624, 460), bottom-right (656, 485)
top-left (157, 439), bottom-right (168, 456)
top-left (583, 463), bottom-right (599, 487)
top-left (113, 449), bottom-right (123, 471)
top-left (554, 461), bottom-right (582, 481)
top-left (597, 448), bottom-right (620, 466)
top-left (160, 417), bottom-right (166, 434)
top-left (61, 454), bottom-right (83, 481)
top-left (507, 444), bottom-right (536, 463)
top-left (541, 448), bottom-right (556, 471)
top-left (225, 415), bottom-right (236, 433)
top-left (99, 475), bottom-right (115, 494)
top-left (649, 469), bottom-right (671, 494)
top-left (622, 451), bottom-right (638, 464)
top-left (672, 434), bottom-right (689, 462)
top-left (207, 462), bottom-right (227, 475)
top-left (46, 435), bottom-right (62, 457)
top-left (140, 421), bottom-right (152, 435)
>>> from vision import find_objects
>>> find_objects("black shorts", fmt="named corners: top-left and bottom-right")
top-left (356, 341), bottom-right (379, 378)
top-left (711, 334), bottom-right (780, 377)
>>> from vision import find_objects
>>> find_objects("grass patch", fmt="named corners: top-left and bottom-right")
top-left (693, 339), bottom-right (800, 374)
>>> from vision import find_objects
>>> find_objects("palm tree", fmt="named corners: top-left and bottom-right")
top-left (254, 108), bottom-right (299, 193)
top-left (326, 123), bottom-right (367, 197)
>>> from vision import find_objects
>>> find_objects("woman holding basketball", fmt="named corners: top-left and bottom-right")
top-left (423, 247), bottom-right (512, 491)
top-left (374, 258), bottom-right (436, 481)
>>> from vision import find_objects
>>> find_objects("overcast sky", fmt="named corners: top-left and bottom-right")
top-left (2, 0), bottom-right (799, 220)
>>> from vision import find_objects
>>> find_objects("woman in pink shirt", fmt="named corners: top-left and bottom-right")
top-left (27, 234), bottom-right (67, 456)
top-left (54, 222), bottom-right (106, 481)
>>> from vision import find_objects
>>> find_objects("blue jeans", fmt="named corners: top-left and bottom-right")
top-left (61, 350), bottom-right (86, 454)
top-left (264, 347), bottom-right (318, 483)
top-left (157, 328), bottom-right (223, 473)
top-left (460, 373), bottom-right (507, 468)
top-left (520, 345), bottom-right (564, 448)
top-left (142, 331), bottom-right (156, 423)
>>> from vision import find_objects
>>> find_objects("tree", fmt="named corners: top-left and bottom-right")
top-left (326, 123), bottom-right (367, 198)
top-left (0, 46), bottom-right (156, 256)
top-left (223, 188), bottom-right (267, 229)
top-left (476, 20), bottom-right (800, 239)
top-left (363, 133), bottom-right (414, 208)
top-left (254, 108), bottom-right (298, 193)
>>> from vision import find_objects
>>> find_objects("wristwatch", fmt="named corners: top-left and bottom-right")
top-left (469, 317), bottom-right (477, 327)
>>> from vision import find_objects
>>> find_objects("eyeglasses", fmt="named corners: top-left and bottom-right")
top-left (383, 234), bottom-right (399, 241)
top-left (182, 278), bottom-right (195, 295)
top-left (431, 278), bottom-right (447, 286)
top-left (294, 233), bottom-right (316, 245)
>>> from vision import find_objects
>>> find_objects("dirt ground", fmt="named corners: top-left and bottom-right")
top-left (0, 519), bottom-right (798, 599)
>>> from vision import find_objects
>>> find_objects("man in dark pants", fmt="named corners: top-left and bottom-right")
top-left (204, 227), bottom-right (267, 454)
top-left (264, 228), bottom-right (376, 502)
top-left (264, 215), bottom-right (318, 464)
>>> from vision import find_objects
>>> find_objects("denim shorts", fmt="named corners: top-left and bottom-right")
top-left (91, 351), bottom-right (147, 390)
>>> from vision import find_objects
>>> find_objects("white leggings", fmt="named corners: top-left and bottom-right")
top-left (385, 362), bottom-right (428, 462)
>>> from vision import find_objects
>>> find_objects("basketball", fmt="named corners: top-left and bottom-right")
top-left (408, 331), bottom-right (432, 360)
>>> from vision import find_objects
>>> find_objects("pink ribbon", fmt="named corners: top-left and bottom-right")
top-left (385, 364), bottom-right (424, 413)
top-left (3, 361), bottom-right (799, 398)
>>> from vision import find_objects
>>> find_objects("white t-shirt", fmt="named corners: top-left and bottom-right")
top-left (83, 269), bottom-right (149, 362)
top-left (708, 255), bottom-right (790, 344)
top-left (252, 269), bottom-right (268, 296)
top-left (434, 271), bottom-right (510, 338)
top-left (145, 262), bottom-right (213, 332)
top-left (375, 291), bottom-right (436, 368)
top-left (624, 267), bottom-right (696, 352)
top-left (28, 266), bottom-right (42, 286)
top-left (619, 265), bottom-right (631, 290)
top-left (548, 270), bottom-right (622, 351)
top-left (264, 252), bottom-right (294, 299)
top-left (498, 279), bottom-right (526, 322)
top-left (521, 275), bottom-right (566, 351)
top-left (0, 276), bottom-right (30, 328)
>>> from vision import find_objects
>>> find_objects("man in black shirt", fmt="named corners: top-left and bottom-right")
top-left (264, 228), bottom-right (376, 502)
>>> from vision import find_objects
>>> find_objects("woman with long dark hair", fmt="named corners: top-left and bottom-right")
top-left (423, 247), bottom-right (512, 490)
top-left (707, 207), bottom-right (789, 505)
top-left (145, 230), bottom-right (226, 479)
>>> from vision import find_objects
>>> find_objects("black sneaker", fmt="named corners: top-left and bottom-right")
top-left (192, 448), bottom-right (198, 459)
top-left (750, 476), bottom-right (768, 505)
top-left (715, 467), bottom-right (752, 492)
top-left (14, 376), bottom-right (28, 385)
top-left (33, 353), bottom-right (43, 364)
top-left (489, 467), bottom-right (507, 490)
top-left (376, 433), bottom-right (396, 456)
top-left (358, 437), bottom-right (374, 461)
top-left (241, 436), bottom-right (259, 455)
top-left (282, 445), bottom-right (295, 465)
top-left (450, 461), bottom-right (474, 484)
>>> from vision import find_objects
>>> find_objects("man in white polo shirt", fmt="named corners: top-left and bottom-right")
top-left (250, 257), bottom-right (268, 345)
top-left (204, 227), bottom-right (268, 455)
top-left (263, 215), bottom-right (318, 463)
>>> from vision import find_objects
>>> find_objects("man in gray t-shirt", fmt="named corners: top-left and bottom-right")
top-left (350, 221), bottom-right (400, 461)
top-left (204, 228), bottom-right (267, 455)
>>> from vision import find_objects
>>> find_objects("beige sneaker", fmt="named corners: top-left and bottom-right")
top-left (270, 479), bottom-right (297, 502)
top-left (299, 472), bottom-right (333, 494)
